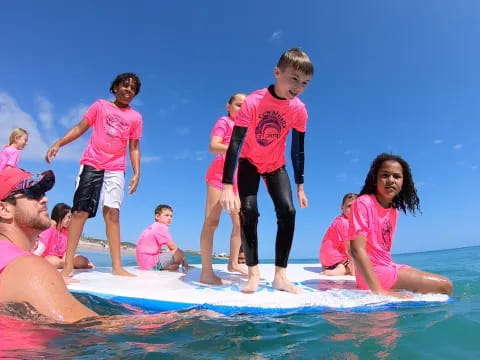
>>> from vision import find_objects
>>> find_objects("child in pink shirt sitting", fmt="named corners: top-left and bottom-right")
top-left (45, 73), bottom-right (143, 279)
top-left (136, 205), bottom-right (188, 271)
top-left (0, 128), bottom-right (28, 171)
top-left (319, 193), bottom-right (357, 276)
top-left (349, 153), bottom-right (453, 297)
top-left (34, 203), bottom-right (92, 269)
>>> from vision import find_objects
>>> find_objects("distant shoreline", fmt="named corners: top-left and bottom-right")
top-left (76, 241), bottom-right (227, 258)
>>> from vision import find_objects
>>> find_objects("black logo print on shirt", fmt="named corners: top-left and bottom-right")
top-left (381, 219), bottom-right (393, 250)
top-left (255, 110), bottom-right (286, 146)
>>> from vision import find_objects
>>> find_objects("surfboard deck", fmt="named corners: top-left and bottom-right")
top-left (68, 264), bottom-right (450, 315)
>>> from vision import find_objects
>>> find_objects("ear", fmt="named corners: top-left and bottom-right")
top-left (155, 213), bottom-right (161, 221)
top-left (273, 66), bottom-right (281, 79)
top-left (0, 201), bottom-right (14, 222)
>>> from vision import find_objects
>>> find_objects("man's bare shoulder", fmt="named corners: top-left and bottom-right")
top-left (0, 255), bottom-right (63, 302)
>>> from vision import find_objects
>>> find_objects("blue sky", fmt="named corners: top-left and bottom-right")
top-left (1, 1), bottom-right (479, 259)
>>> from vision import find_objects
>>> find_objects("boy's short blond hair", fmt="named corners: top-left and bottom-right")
top-left (9, 128), bottom-right (28, 145)
top-left (277, 48), bottom-right (314, 76)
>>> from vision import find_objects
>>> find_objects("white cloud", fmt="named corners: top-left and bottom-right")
top-left (174, 149), bottom-right (189, 160)
top-left (336, 172), bottom-right (347, 182)
top-left (173, 149), bottom-right (207, 161)
top-left (416, 181), bottom-right (426, 188)
top-left (344, 149), bottom-right (360, 156)
top-left (0, 92), bottom-right (86, 162)
top-left (433, 139), bottom-right (443, 144)
top-left (270, 30), bottom-right (282, 41)
top-left (453, 144), bottom-right (463, 150)
top-left (194, 151), bottom-right (208, 161)
top-left (349, 157), bottom-right (360, 164)
top-left (36, 95), bottom-right (54, 129)
top-left (142, 155), bottom-right (161, 163)
top-left (60, 104), bottom-right (88, 128)
top-left (0, 92), bottom-right (49, 160)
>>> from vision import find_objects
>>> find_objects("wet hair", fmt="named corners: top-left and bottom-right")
top-left (277, 47), bottom-right (314, 76)
top-left (341, 193), bottom-right (358, 205)
top-left (50, 203), bottom-right (72, 226)
top-left (227, 93), bottom-right (246, 116)
top-left (110, 73), bottom-right (141, 95)
top-left (360, 153), bottom-right (420, 215)
top-left (155, 204), bottom-right (173, 216)
top-left (8, 128), bottom-right (28, 145)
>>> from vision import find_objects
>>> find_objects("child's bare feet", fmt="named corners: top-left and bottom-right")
top-left (112, 267), bottom-right (136, 277)
top-left (241, 266), bottom-right (260, 293)
top-left (227, 262), bottom-right (248, 276)
top-left (200, 271), bottom-right (230, 285)
top-left (273, 266), bottom-right (302, 294)
top-left (272, 278), bottom-right (302, 294)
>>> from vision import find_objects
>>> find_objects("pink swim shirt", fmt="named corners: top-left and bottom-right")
top-left (205, 116), bottom-right (238, 191)
top-left (136, 222), bottom-right (173, 270)
top-left (349, 194), bottom-right (403, 290)
top-left (80, 99), bottom-right (143, 171)
top-left (0, 145), bottom-right (20, 172)
top-left (319, 215), bottom-right (350, 267)
top-left (0, 240), bottom-right (30, 275)
top-left (38, 226), bottom-right (68, 257)
top-left (235, 88), bottom-right (308, 174)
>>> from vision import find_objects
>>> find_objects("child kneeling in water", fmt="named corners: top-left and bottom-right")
top-left (319, 193), bottom-right (357, 276)
top-left (349, 153), bottom-right (453, 296)
top-left (136, 205), bottom-right (188, 271)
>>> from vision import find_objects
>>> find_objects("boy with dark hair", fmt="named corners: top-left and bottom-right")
top-left (220, 48), bottom-right (314, 293)
top-left (46, 72), bottom-right (143, 279)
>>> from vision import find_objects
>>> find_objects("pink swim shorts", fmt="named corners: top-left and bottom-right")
top-left (356, 263), bottom-right (411, 290)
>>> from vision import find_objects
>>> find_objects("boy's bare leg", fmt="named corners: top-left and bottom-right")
top-left (61, 210), bottom-right (89, 278)
top-left (103, 206), bottom-right (134, 277)
top-left (227, 211), bottom-right (247, 275)
top-left (242, 265), bottom-right (260, 293)
top-left (272, 266), bottom-right (302, 294)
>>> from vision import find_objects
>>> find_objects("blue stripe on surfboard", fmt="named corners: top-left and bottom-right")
top-left (71, 289), bottom-right (454, 315)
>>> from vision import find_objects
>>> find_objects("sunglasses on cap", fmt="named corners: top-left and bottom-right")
top-left (3, 186), bottom-right (46, 202)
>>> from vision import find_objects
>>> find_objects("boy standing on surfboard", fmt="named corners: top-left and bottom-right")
top-left (220, 48), bottom-right (314, 294)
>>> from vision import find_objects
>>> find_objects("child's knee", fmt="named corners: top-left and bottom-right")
top-left (441, 277), bottom-right (453, 295)
top-left (103, 207), bottom-right (120, 223)
top-left (174, 249), bottom-right (185, 264)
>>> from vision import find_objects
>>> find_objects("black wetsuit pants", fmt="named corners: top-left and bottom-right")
top-left (237, 158), bottom-right (296, 268)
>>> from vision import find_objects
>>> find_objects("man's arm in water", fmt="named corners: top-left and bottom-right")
top-left (0, 255), bottom-right (97, 323)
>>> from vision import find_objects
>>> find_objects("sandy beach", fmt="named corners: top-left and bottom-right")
top-left (78, 238), bottom-right (136, 254)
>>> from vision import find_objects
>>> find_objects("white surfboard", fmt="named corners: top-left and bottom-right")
top-left (68, 264), bottom-right (449, 315)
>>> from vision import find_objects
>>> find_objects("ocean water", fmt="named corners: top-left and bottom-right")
top-left (0, 246), bottom-right (479, 359)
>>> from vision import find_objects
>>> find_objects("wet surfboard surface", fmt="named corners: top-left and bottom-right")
top-left (68, 264), bottom-right (450, 315)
